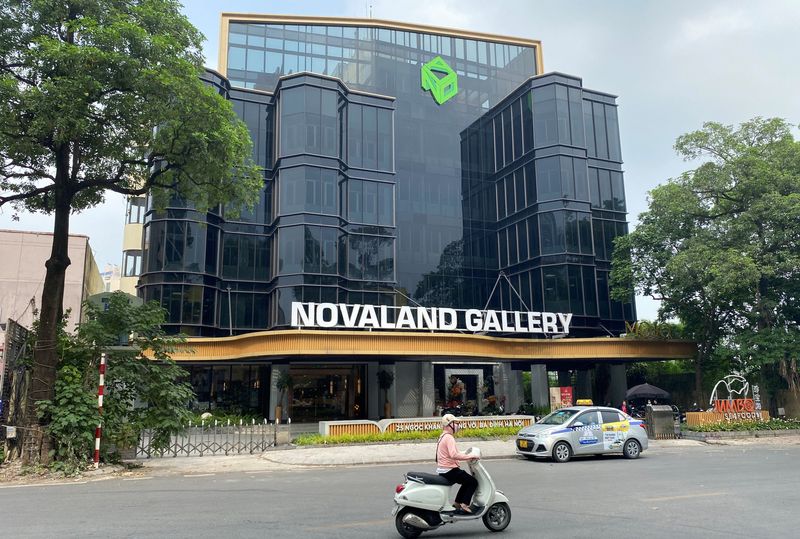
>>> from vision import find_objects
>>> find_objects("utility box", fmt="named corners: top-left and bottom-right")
top-left (4, 425), bottom-right (15, 439)
top-left (646, 405), bottom-right (676, 440)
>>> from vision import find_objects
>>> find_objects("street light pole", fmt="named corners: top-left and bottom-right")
top-left (226, 286), bottom-right (233, 336)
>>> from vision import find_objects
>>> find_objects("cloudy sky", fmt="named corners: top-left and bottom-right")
top-left (3, 0), bottom-right (798, 320)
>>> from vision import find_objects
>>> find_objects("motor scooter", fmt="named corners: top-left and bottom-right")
top-left (391, 447), bottom-right (511, 538)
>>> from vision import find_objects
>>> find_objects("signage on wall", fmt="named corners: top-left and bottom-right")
top-left (708, 374), bottom-right (764, 421)
top-left (420, 56), bottom-right (458, 105)
top-left (291, 302), bottom-right (572, 335)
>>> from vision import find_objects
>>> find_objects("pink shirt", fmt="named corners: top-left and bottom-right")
top-left (436, 432), bottom-right (471, 472)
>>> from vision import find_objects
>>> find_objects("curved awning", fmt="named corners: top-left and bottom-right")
top-left (168, 329), bottom-right (696, 363)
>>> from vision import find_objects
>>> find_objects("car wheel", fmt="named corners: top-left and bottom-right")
top-left (482, 502), bottom-right (511, 532)
top-left (394, 508), bottom-right (423, 539)
top-left (623, 439), bottom-right (642, 459)
top-left (552, 441), bottom-right (572, 463)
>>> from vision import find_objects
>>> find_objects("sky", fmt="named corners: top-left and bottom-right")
top-left (2, 0), bottom-right (798, 320)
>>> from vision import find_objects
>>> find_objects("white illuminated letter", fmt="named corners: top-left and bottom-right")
top-left (557, 313), bottom-right (573, 334)
top-left (465, 309), bottom-right (483, 331)
top-left (291, 302), bottom-right (315, 327)
top-left (439, 308), bottom-right (457, 330)
top-left (315, 303), bottom-right (338, 328)
top-left (542, 312), bottom-right (558, 334)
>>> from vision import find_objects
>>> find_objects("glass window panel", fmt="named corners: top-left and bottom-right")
top-left (568, 87), bottom-right (585, 148)
top-left (246, 49), bottom-right (264, 72)
top-left (539, 211), bottom-right (563, 255)
top-left (518, 221), bottom-right (529, 261)
top-left (514, 169), bottom-right (525, 210)
top-left (278, 226), bottom-right (304, 274)
top-left (556, 85), bottom-right (570, 145)
top-left (606, 105), bottom-right (622, 161)
top-left (533, 86), bottom-right (557, 147)
top-left (583, 100), bottom-right (596, 157)
top-left (535, 156), bottom-right (560, 202)
top-left (321, 169), bottom-right (337, 215)
top-left (222, 234), bottom-right (238, 278)
top-left (321, 227), bottom-right (338, 274)
top-left (228, 46), bottom-right (246, 70)
top-left (348, 179), bottom-right (363, 222)
top-left (527, 216), bottom-right (539, 257)
top-left (568, 265), bottom-right (584, 315)
top-left (164, 221), bottom-right (185, 270)
top-left (279, 167), bottom-right (304, 214)
top-left (362, 105), bottom-right (377, 169)
top-left (565, 211), bottom-right (579, 253)
top-left (377, 108), bottom-right (393, 171)
top-left (304, 225), bottom-right (322, 273)
top-left (239, 235), bottom-right (256, 280)
top-left (347, 104), bottom-right (362, 167)
top-left (229, 32), bottom-right (246, 45)
top-left (522, 93), bottom-right (534, 152)
top-left (248, 34), bottom-right (266, 48)
top-left (498, 228), bottom-right (508, 268)
top-left (525, 162), bottom-right (536, 206)
top-left (304, 166), bottom-right (321, 212)
top-left (610, 171), bottom-right (626, 212)
top-left (512, 99), bottom-right (523, 159)
top-left (378, 182), bottom-right (394, 226)
top-left (593, 101), bottom-right (608, 159)
top-left (496, 179), bottom-right (506, 219)
top-left (543, 266), bottom-right (569, 313)
top-left (363, 181), bottom-right (378, 224)
top-left (508, 225), bottom-right (518, 264)
top-left (593, 219), bottom-right (606, 260)
top-left (599, 169), bottom-right (612, 210)
top-left (505, 175), bottom-right (515, 215)
top-left (265, 51), bottom-right (282, 74)
top-left (578, 213), bottom-right (593, 255)
top-left (493, 115), bottom-right (503, 171)
top-left (502, 107), bottom-right (512, 166)
top-left (588, 167), bottom-right (600, 208)
top-left (574, 159), bottom-right (589, 202)
top-left (560, 156), bottom-right (575, 199)
top-left (583, 266), bottom-right (598, 317)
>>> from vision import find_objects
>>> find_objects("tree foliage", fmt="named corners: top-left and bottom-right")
top-left (0, 0), bottom-right (261, 450)
top-left (611, 118), bottom-right (800, 400)
top-left (37, 292), bottom-right (195, 467)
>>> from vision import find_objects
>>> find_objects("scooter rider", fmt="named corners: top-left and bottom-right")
top-left (436, 413), bottom-right (479, 514)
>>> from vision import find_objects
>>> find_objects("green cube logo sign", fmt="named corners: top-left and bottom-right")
top-left (421, 56), bottom-right (458, 105)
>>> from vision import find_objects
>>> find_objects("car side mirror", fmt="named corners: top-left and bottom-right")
top-left (572, 421), bottom-right (584, 428)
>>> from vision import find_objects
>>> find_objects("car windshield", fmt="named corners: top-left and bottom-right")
top-left (538, 409), bottom-right (579, 425)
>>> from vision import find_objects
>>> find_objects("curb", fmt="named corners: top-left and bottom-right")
top-left (682, 429), bottom-right (800, 441)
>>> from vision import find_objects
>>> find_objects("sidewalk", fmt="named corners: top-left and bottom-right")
top-left (135, 438), bottom-right (705, 476)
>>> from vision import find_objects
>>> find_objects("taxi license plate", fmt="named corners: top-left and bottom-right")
top-left (518, 439), bottom-right (528, 449)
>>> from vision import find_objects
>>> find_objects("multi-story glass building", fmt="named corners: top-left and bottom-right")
top-left (134, 14), bottom-right (693, 422)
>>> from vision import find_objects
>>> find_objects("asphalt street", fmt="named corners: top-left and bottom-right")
top-left (1, 441), bottom-right (798, 538)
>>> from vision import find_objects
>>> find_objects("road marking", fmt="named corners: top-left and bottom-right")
top-left (122, 477), bottom-right (153, 481)
top-left (643, 492), bottom-right (725, 502)
top-left (0, 480), bottom-right (89, 489)
top-left (305, 518), bottom-right (391, 531)
top-left (183, 473), bottom-right (215, 478)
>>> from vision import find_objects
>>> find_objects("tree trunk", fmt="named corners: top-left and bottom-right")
top-left (22, 190), bottom-right (72, 464)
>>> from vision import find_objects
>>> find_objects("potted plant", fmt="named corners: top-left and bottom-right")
top-left (274, 371), bottom-right (293, 423)
top-left (377, 369), bottom-right (395, 419)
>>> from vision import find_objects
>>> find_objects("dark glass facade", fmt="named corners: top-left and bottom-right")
top-left (139, 19), bottom-right (634, 337)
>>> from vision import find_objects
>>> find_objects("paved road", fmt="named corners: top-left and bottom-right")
top-left (1, 441), bottom-right (798, 538)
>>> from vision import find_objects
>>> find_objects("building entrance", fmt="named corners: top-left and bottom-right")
top-left (289, 365), bottom-right (366, 422)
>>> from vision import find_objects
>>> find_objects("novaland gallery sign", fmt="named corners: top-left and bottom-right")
top-left (291, 302), bottom-right (573, 334)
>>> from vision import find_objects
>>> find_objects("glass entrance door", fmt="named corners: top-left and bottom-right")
top-left (289, 365), bottom-right (366, 422)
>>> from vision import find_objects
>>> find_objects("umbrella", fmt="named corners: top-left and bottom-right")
top-left (626, 383), bottom-right (670, 400)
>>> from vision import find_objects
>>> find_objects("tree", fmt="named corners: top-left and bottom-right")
top-left (36, 292), bottom-right (195, 469)
top-left (611, 118), bottom-right (800, 406)
top-left (0, 0), bottom-right (262, 459)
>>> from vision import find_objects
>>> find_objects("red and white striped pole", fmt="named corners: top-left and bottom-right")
top-left (93, 352), bottom-right (107, 469)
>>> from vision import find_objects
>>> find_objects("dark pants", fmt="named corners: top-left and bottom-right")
top-left (441, 467), bottom-right (478, 505)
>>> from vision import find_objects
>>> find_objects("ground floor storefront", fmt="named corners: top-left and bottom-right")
top-left (174, 330), bottom-right (696, 422)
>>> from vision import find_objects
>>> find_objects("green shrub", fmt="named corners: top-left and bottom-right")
top-left (294, 426), bottom-right (521, 445)
top-left (687, 418), bottom-right (800, 432)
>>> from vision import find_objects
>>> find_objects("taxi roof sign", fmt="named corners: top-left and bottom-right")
top-left (576, 399), bottom-right (593, 406)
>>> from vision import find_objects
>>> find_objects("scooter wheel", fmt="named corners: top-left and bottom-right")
top-left (482, 502), bottom-right (511, 532)
top-left (395, 508), bottom-right (423, 539)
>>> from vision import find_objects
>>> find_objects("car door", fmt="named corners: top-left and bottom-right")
top-left (600, 409), bottom-right (629, 453)
top-left (569, 410), bottom-right (602, 455)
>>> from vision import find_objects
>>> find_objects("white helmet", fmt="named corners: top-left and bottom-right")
top-left (442, 413), bottom-right (458, 428)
